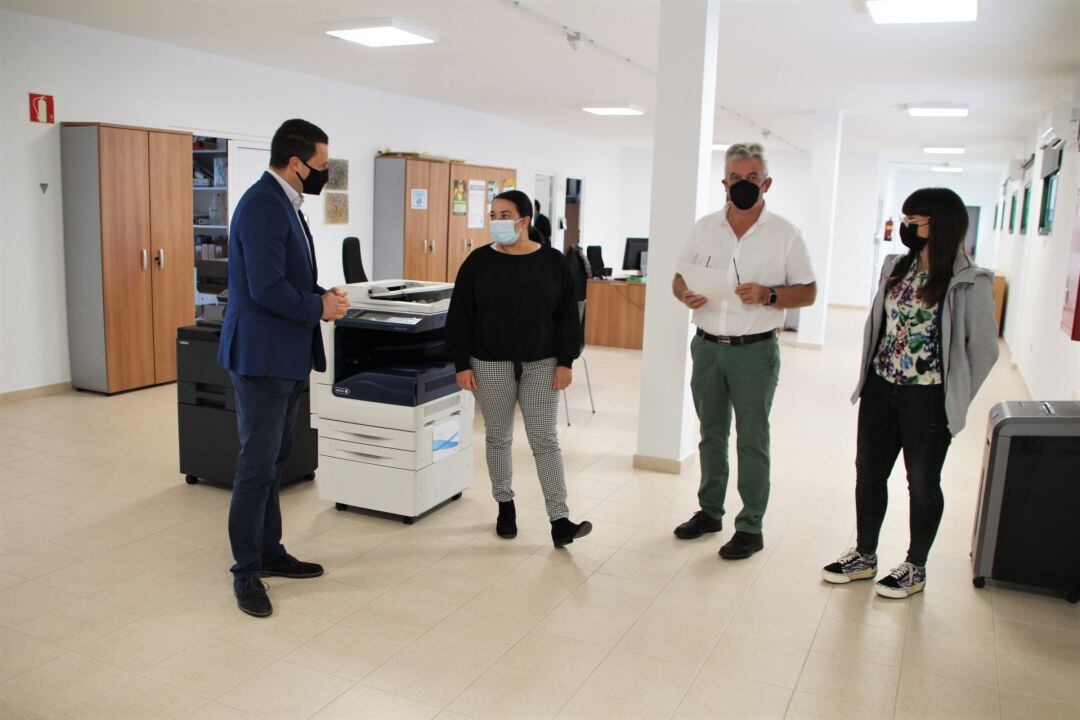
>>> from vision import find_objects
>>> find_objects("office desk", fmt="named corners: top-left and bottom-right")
top-left (586, 279), bottom-right (646, 350)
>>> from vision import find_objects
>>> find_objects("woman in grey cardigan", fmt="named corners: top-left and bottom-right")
top-left (822, 188), bottom-right (999, 599)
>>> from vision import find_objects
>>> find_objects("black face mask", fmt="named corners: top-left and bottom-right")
top-left (728, 179), bottom-right (762, 210)
top-left (296, 159), bottom-right (329, 196)
top-left (899, 221), bottom-right (928, 253)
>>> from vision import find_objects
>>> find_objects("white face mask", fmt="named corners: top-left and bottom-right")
top-left (490, 219), bottom-right (521, 245)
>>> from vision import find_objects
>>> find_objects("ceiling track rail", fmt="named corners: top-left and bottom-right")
top-left (498, 0), bottom-right (807, 154)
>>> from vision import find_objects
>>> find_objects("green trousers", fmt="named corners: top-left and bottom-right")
top-left (689, 333), bottom-right (780, 534)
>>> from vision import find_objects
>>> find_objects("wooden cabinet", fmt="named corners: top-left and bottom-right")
top-left (61, 123), bottom-right (194, 394)
top-left (374, 156), bottom-right (452, 282)
top-left (374, 156), bottom-right (516, 283)
top-left (585, 279), bottom-right (647, 350)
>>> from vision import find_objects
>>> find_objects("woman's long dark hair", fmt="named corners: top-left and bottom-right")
top-left (885, 187), bottom-right (968, 307)
top-left (494, 190), bottom-right (545, 244)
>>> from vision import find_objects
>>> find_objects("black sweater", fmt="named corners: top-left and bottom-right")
top-left (446, 244), bottom-right (581, 372)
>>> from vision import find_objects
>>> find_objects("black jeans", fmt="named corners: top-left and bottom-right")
top-left (228, 372), bottom-right (305, 585)
top-left (855, 372), bottom-right (952, 567)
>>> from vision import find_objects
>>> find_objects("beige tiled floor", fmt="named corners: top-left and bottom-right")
top-left (1, 307), bottom-right (1078, 720)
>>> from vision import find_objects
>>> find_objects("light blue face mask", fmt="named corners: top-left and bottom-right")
top-left (489, 219), bottom-right (521, 246)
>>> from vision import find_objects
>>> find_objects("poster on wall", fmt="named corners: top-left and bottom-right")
top-left (486, 180), bottom-right (497, 213)
top-left (502, 179), bottom-right (516, 192)
top-left (327, 159), bottom-right (349, 191)
top-left (324, 193), bottom-right (348, 224)
top-left (411, 188), bottom-right (428, 210)
top-left (467, 180), bottom-right (485, 229)
top-left (452, 179), bottom-right (467, 215)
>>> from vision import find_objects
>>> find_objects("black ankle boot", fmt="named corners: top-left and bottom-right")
top-left (496, 500), bottom-right (517, 539)
top-left (551, 517), bottom-right (593, 548)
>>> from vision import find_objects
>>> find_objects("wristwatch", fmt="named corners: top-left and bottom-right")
top-left (767, 288), bottom-right (778, 306)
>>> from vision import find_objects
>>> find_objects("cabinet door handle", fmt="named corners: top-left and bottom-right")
top-left (156, 248), bottom-right (166, 269)
top-left (429, 239), bottom-right (436, 253)
top-left (141, 249), bottom-right (148, 270)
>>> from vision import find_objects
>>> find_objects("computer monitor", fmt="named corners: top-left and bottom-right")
top-left (622, 237), bottom-right (649, 272)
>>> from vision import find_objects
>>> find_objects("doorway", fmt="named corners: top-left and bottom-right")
top-left (964, 205), bottom-right (981, 258)
top-left (534, 172), bottom-right (556, 248)
top-left (565, 177), bottom-right (583, 249)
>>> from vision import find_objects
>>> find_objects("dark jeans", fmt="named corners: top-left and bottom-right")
top-left (228, 372), bottom-right (305, 585)
top-left (854, 372), bottom-right (952, 567)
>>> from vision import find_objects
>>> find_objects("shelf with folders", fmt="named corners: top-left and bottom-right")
top-left (193, 136), bottom-right (229, 315)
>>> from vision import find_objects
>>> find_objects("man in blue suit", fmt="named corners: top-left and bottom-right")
top-left (218, 119), bottom-right (349, 617)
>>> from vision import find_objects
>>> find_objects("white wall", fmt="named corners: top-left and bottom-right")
top-left (0, 10), bottom-right (629, 394)
top-left (618, 145), bottom-right (653, 250)
top-left (994, 104), bottom-right (1080, 401)
top-left (828, 151), bottom-right (881, 307)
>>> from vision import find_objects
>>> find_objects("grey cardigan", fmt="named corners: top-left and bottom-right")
top-left (852, 252), bottom-right (1000, 436)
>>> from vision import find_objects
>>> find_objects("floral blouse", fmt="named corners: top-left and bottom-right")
top-left (873, 264), bottom-right (943, 385)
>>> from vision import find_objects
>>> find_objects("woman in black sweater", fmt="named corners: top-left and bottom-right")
top-left (446, 190), bottom-right (593, 548)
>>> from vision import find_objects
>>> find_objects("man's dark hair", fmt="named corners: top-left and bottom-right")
top-left (534, 199), bottom-right (541, 212)
top-left (270, 119), bottom-right (328, 169)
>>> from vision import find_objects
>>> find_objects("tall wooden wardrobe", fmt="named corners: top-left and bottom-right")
top-left (60, 123), bottom-right (194, 394)
top-left (373, 155), bottom-right (517, 283)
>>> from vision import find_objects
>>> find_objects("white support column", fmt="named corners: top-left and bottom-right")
top-left (633, 0), bottom-right (720, 474)
top-left (796, 109), bottom-right (843, 347)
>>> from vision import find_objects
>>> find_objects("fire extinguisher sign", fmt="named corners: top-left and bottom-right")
top-left (29, 93), bottom-right (55, 124)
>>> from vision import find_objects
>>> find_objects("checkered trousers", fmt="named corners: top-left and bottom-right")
top-left (470, 357), bottom-right (569, 521)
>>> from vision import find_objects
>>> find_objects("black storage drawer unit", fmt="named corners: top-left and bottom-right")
top-left (177, 325), bottom-right (317, 487)
top-left (971, 401), bottom-right (1080, 602)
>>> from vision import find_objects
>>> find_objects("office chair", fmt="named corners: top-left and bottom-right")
top-left (586, 246), bottom-right (607, 279)
top-left (563, 299), bottom-right (596, 426)
top-left (342, 237), bottom-right (368, 284)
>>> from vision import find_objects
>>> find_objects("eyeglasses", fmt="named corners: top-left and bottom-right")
top-left (901, 215), bottom-right (930, 226)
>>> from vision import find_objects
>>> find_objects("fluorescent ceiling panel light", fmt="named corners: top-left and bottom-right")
top-left (712, 144), bottom-right (731, 151)
top-left (908, 106), bottom-right (969, 118)
top-left (923, 147), bottom-right (965, 154)
top-left (327, 18), bottom-right (437, 48)
top-left (582, 107), bottom-right (644, 116)
top-left (867, 0), bottom-right (977, 24)
top-left (931, 165), bottom-right (964, 173)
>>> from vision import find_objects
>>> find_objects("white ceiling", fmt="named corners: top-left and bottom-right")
top-left (5, 0), bottom-right (1079, 167)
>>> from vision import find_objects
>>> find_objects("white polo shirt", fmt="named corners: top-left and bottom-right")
top-left (678, 203), bottom-right (815, 337)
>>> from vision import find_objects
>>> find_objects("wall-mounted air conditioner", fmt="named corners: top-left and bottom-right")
top-left (1007, 158), bottom-right (1026, 181)
top-left (1041, 103), bottom-right (1080, 149)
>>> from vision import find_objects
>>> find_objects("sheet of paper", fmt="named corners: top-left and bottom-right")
top-left (467, 180), bottom-right (485, 229)
top-left (676, 263), bottom-right (739, 305)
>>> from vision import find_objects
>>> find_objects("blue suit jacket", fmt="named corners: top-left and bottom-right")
top-left (217, 172), bottom-right (327, 380)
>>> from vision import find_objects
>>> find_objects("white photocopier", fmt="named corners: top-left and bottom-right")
top-left (310, 280), bottom-right (474, 523)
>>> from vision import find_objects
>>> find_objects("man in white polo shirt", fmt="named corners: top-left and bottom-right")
top-left (671, 142), bottom-right (817, 559)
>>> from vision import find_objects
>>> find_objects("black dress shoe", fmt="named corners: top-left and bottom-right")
top-left (674, 510), bottom-right (723, 539)
top-left (235, 577), bottom-right (272, 617)
top-left (551, 517), bottom-right (593, 548)
top-left (261, 553), bottom-right (324, 579)
top-left (496, 500), bottom-right (517, 539)
top-left (719, 531), bottom-right (764, 560)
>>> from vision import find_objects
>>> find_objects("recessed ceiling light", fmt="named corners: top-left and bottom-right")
top-left (907, 105), bottom-right (970, 118)
top-left (712, 144), bottom-right (731, 151)
top-left (582, 107), bottom-right (644, 116)
top-left (924, 147), bottom-right (966, 154)
top-left (327, 18), bottom-right (437, 48)
top-left (867, 0), bottom-right (977, 24)
top-left (931, 165), bottom-right (964, 173)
